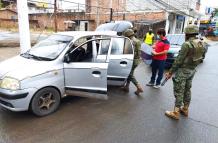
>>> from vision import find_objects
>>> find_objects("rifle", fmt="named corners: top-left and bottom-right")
top-left (161, 78), bottom-right (168, 86)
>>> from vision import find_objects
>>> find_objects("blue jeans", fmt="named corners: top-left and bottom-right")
top-left (150, 59), bottom-right (165, 85)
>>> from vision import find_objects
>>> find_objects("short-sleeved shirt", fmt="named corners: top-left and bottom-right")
top-left (153, 37), bottom-right (170, 60)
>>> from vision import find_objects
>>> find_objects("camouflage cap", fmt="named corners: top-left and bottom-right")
top-left (184, 25), bottom-right (199, 34)
top-left (124, 29), bottom-right (134, 37)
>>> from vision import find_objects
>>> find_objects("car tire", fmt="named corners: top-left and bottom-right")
top-left (30, 87), bottom-right (61, 117)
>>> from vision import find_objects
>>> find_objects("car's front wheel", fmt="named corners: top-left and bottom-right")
top-left (30, 87), bottom-right (60, 117)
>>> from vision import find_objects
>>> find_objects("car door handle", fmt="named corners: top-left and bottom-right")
top-left (92, 71), bottom-right (101, 78)
top-left (120, 61), bottom-right (128, 67)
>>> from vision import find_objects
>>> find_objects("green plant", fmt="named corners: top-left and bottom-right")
top-left (0, 0), bottom-right (2, 9)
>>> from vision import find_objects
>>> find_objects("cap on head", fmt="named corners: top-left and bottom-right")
top-left (184, 25), bottom-right (199, 34)
top-left (124, 29), bottom-right (134, 37)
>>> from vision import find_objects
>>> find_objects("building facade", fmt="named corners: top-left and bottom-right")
top-left (0, 0), bottom-right (202, 35)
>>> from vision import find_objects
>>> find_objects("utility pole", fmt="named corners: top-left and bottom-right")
top-left (54, 0), bottom-right (57, 32)
top-left (96, 0), bottom-right (100, 26)
top-left (110, 0), bottom-right (113, 22)
top-left (17, 0), bottom-right (31, 53)
top-left (110, 8), bottom-right (113, 22)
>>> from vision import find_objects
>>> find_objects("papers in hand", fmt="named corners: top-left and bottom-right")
top-left (140, 43), bottom-right (153, 65)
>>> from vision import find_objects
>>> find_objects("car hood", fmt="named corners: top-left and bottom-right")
top-left (168, 45), bottom-right (181, 54)
top-left (0, 55), bottom-right (59, 80)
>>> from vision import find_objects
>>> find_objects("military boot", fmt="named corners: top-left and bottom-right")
top-left (165, 107), bottom-right (180, 120)
top-left (122, 82), bottom-right (130, 92)
top-left (134, 84), bottom-right (143, 96)
top-left (180, 105), bottom-right (189, 117)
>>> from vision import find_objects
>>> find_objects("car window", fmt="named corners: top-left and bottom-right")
top-left (167, 34), bottom-right (185, 46)
top-left (99, 39), bottom-right (111, 55)
top-left (69, 45), bottom-right (91, 62)
top-left (111, 38), bottom-right (124, 55)
top-left (67, 36), bottom-right (94, 62)
top-left (110, 38), bottom-right (133, 55)
top-left (123, 38), bottom-right (133, 54)
top-left (28, 34), bottom-right (73, 60)
top-left (67, 37), bottom-right (111, 63)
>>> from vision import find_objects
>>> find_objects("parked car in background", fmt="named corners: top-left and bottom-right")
top-left (165, 34), bottom-right (208, 68)
top-left (165, 34), bottom-right (185, 68)
top-left (0, 31), bottom-right (134, 116)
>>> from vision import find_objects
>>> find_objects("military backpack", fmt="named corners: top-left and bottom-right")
top-left (183, 39), bottom-right (206, 67)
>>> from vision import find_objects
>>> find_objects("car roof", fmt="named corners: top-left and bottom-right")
top-left (56, 31), bottom-right (118, 38)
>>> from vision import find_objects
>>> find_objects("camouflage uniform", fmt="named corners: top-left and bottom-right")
top-left (123, 29), bottom-right (143, 95)
top-left (126, 37), bottom-right (141, 86)
top-left (169, 37), bottom-right (206, 108)
top-left (165, 25), bottom-right (206, 120)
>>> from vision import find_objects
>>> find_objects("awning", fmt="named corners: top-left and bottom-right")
top-left (134, 20), bottom-right (166, 25)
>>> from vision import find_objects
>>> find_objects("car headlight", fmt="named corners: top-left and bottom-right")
top-left (0, 77), bottom-right (20, 90)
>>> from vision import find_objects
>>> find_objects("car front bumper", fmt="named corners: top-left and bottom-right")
top-left (0, 88), bottom-right (38, 111)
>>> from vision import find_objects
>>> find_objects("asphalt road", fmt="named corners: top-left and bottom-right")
top-left (0, 43), bottom-right (218, 143)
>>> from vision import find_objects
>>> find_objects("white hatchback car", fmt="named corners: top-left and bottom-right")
top-left (0, 31), bottom-right (134, 116)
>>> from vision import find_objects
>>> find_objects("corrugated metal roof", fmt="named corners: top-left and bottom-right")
top-left (134, 19), bottom-right (166, 25)
top-left (126, 0), bottom-right (197, 12)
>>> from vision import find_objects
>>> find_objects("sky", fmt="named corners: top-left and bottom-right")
top-left (200, 0), bottom-right (218, 14)
top-left (58, 0), bottom-right (85, 9)
top-left (45, 0), bottom-right (85, 9)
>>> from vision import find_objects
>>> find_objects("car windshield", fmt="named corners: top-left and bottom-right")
top-left (22, 34), bottom-right (73, 61)
top-left (167, 34), bottom-right (185, 46)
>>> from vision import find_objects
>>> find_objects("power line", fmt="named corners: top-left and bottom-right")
top-left (27, 0), bottom-right (54, 5)
top-left (61, 0), bottom-right (110, 10)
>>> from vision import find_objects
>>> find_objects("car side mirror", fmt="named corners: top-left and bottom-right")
top-left (64, 54), bottom-right (70, 63)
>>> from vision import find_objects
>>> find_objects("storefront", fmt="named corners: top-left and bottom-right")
top-left (166, 12), bottom-right (186, 34)
top-left (175, 15), bottom-right (185, 34)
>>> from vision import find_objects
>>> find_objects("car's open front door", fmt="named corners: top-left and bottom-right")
top-left (63, 37), bottom-right (111, 100)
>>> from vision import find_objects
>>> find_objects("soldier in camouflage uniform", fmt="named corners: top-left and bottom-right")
top-left (165, 25), bottom-right (206, 120)
top-left (122, 29), bottom-right (143, 96)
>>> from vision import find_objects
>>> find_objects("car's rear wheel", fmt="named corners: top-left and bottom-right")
top-left (30, 87), bottom-right (60, 117)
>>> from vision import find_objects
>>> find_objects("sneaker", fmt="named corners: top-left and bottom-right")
top-left (146, 82), bottom-right (154, 86)
top-left (153, 84), bottom-right (161, 89)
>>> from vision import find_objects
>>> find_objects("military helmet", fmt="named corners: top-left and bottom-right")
top-left (184, 25), bottom-right (199, 34)
top-left (124, 29), bottom-right (134, 37)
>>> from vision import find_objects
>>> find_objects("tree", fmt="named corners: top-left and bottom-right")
top-left (211, 8), bottom-right (218, 18)
top-left (0, 0), bottom-right (2, 9)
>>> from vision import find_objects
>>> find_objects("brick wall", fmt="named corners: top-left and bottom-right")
top-left (87, 0), bottom-right (126, 13)
top-left (29, 12), bottom-right (95, 31)
top-left (0, 19), bottom-right (18, 28)
top-left (0, 9), bottom-right (17, 29)
top-left (0, 9), bottom-right (17, 20)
